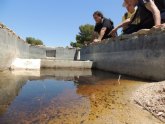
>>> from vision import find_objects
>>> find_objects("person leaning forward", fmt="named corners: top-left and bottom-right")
top-left (122, 0), bottom-right (137, 32)
top-left (110, 0), bottom-right (165, 36)
top-left (92, 11), bottom-right (115, 43)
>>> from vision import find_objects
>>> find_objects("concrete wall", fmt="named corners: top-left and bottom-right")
top-left (55, 48), bottom-right (77, 60)
top-left (29, 46), bottom-right (46, 59)
top-left (80, 29), bottom-right (165, 81)
top-left (45, 47), bottom-right (78, 60)
top-left (0, 27), bottom-right (28, 71)
top-left (0, 24), bottom-right (79, 71)
top-left (0, 26), bottom-right (46, 71)
top-left (41, 59), bottom-right (93, 69)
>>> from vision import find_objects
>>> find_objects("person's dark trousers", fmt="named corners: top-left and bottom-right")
top-left (123, 25), bottom-right (140, 34)
top-left (161, 11), bottom-right (165, 23)
top-left (123, 20), bottom-right (154, 35)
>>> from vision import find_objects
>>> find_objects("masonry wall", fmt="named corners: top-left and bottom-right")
top-left (80, 30), bottom-right (165, 81)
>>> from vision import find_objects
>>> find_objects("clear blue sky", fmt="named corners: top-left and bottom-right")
top-left (0, 0), bottom-right (125, 47)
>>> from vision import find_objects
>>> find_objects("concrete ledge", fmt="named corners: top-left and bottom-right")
top-left (41, 59), bottom-right (93, 69)
top-left (40, 68), bottom-right (92, 77)
top-left (10, 58), bottom-right (93, 70)
top-left (80, 30), bottom-right (165, 81)
top-left (10, 58), bottom-right (41, 70)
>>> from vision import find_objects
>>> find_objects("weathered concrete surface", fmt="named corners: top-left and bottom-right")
top-left (55, 47), bottom-right (78, 60)
top-left (40, 68), bottom-right (92, 77)
top-left (10, 58), bottom-right (93, 70)
top-left (0, 26), bottom-right (46, 71)
top-left (81, 29), bottom-right (165, 81)
top-left (10, 58), bottom-right (41, 70)
top-left (0, 27), bottom-right (29, 71)
top-left (45, 47), bottom-right (78, 60)
top-left (0, 24), bottom-right (80, 71)
top-left (41, 59), bottom-right (93, 69)
top-left (29, 46), bottom-right (46, 59)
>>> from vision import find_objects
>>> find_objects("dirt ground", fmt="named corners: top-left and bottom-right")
top-left (133, 81), bottom-right (165, 123)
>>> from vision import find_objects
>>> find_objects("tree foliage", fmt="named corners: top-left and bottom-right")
top-left (26, 37), bottom-right (44, 46)
top-left (70, 42), bottom-right (83, 48)
top-left (70, 24), bottom-right (94, 48)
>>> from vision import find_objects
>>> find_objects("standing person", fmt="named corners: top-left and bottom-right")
top-left (92, 11), bottom-right (114, 43)
top-left (110, 0), bottom-right (165, 36)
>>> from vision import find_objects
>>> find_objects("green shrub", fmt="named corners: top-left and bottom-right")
top-left (26, 37), bottom-right (44, 46)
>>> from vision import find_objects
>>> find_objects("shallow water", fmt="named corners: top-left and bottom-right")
top-left (0, 69), bottom-right (163, 124)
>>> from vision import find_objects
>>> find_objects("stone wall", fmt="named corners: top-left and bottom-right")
top-left (80, 29), bottom-right (165, 81)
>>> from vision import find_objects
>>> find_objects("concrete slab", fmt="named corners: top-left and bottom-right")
top-left (40, 68), bottom-right (92, 77)
top-left (41, 59), bottom-right (93, 69)
top-left (11, 58), bottom-right (41, 70)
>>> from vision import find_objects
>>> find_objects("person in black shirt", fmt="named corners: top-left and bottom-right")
top-left (92, 11), bottom-right (114, 43)
top-left (110, 0), bottom-right (165, 36)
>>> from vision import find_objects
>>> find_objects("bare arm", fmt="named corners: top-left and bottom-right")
top-left (145, 0), bottom-right (161, 26)
top-left (92, 28), bottom-right (106, 43)
top-left (109, 18), bottom-right (131, 37)
top-left (98, 27), bottom-right (106, 41)
top-left (115, 18), bottom-right (131, 30)
top-left (91, 31), bottom-right (98, 41)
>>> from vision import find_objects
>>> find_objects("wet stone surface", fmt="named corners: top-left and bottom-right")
top-left (0, 70), bottom-right (164, 124)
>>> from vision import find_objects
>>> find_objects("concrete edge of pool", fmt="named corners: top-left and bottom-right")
top-left (10, 58), bottom-right (94, 70)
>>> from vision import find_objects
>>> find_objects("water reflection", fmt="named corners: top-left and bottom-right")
top-left (0, 71), bottom-right (27, 116)
top-left (0, 69), bottom-right (163, 124)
